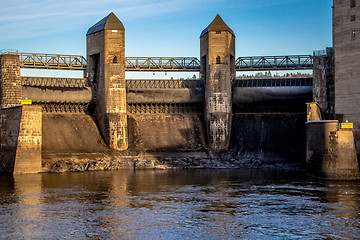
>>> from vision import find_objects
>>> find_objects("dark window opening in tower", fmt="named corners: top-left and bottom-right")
top-left (351, 0), bottom-right (356, 8)
top-left (113, 56), bottom-right (118, 63)
top-left (351, 29), bottom-right (356, 40)
top-left (216, 56), bottom-right (221, 64)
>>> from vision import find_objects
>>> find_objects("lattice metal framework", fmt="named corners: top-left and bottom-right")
top-left (126, 79), bottom-right (204, 89)
top-left (15, 52), bottom-right (87, 70)
top-left (235, 55), bottom-right (313, 71)
top-left (38, 102), bottom-right (89, 113)
top-left (125, 57), bottom-right (201, 71)
top-left (127, 103), bottom-right (203, 114)
top-left (233, 77), bottom-right (313, 87)
top-left (13, 52), bottom-right (314, 71)
top-left (22, 77), bottom-right (88, 88)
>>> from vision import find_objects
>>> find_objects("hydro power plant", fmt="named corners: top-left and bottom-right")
top-left (0, 1), bottom-right (359, 179)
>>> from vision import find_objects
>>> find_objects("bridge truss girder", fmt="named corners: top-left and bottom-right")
top-left (235, 55), bottom-right (313, 71)
top-left (16, 52), bottom-right (87, 70)
top-left (125, 57), bottom-right (201, 71)
top-left (13, 52), bottom-right (313, 72)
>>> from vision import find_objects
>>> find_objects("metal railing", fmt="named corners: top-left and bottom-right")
top-left (16, 52), bottom-right (87, 70)
top-left (12, 52), bottom-right (314, 72)
top-left (235, 55), bottom-right (313, 71)
top-left (233, 77), bottom-right (313, 87)
top-left (125, 57), bottom-right (200, 71)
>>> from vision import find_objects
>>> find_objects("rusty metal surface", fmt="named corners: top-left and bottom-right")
top-left (126, 79), bottom-right (204, 89)
top-left (40, 102), bottom-right (89, 113)
top-left (127, 103), bottom-right (203, 114)
top-left (22, 77), bottom-right (88, 88)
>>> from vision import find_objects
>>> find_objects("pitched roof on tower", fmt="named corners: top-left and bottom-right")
top-left (86, 12), bottom-right (125, 36)
top-left (200, 14), bottom-right (235, 38)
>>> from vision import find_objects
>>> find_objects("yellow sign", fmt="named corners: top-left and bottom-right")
top-left (341, 123), bottom-right (353, 129)
top-left (21, 99), bottom-right (32, 105)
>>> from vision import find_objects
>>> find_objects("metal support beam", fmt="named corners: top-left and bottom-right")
top-left (125, 57), bottom-right (200, 71)
top-left (235, 55), bottom-right (313, 71)
top-left (12, 52), bottom-right (313, 72)
top-left (14, 52), bottom-right (87, 70)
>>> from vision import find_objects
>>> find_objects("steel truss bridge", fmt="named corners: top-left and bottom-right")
top-left (125, 57), bottom-right (201, 71)
top-left (11, 52), bottom-right (313, 72)
top-left (15, 52), bottom-right (87, 70)
top-left (235, 55), bottom-right (313, 71)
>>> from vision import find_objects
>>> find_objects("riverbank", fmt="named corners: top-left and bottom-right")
top-left (42, 152), bottom-right (305, 173)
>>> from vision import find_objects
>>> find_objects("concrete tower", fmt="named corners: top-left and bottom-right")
top-left (200, 15), bottom-right (235, 151)
top-left (333, 0), bottom-right (360, 134)
top-left (86, 13), bottom-right (128, 151)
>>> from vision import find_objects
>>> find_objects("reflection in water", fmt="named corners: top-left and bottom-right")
top-left (0, 174), bottom-right (43, 239)
top-left (0, 169), bottom-right (359, 239)
top-left (323, 181), bottom-right (360, 220)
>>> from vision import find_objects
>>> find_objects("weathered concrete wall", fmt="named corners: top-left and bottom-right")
top-left (126, 113), bottom-right (306, 163)
top-left (0, 106), bottom-right (42, 174)
top-left (313, 53), bottom-right (334, 119)
top-left (233, 87), bottom-right (312, 104)
top-left (127, 88), bottom-right (204, 103)
top-left (0, 107), bottom-right (21, 172)
top-left (333, 1), bottom-right (360, 128)
top-left (42, 113), bottom-right (109, 154)
top-left (127, 114), bottom-right (206, 152)
top-left (306, 102), bottom-right (322, 122)
top-left (0, 54), bottom-right (22, 108)
top-left (306, 120), bottom-right (360, 180)
top-left (22, 86), bottom-right (92, 103)
top-left (127, 86), bottom-right (311, 105)
top-left (230, 113), bottom-right (306, 162)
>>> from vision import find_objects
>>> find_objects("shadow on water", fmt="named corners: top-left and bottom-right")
top-left (0, 169), bottom-right (359, 239)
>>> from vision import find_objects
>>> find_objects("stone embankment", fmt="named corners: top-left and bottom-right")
top-left (43, 153), bottom-right (303, 173)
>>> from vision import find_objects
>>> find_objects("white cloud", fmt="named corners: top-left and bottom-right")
top-left (0, 0), bottom-right (221, 41)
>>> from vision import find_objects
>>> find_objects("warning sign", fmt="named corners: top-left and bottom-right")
top-left (341, 123), bottom-right (353, 129)
top-left (21, 99), bottom-right (32, 105)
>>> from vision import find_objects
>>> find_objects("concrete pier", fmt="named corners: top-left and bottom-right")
top-left (306, 120), bottom-right (360, 180)
top-left (200, 15), bottom-right (235, 151)
top-left (86, 12), bottom-right (128, 151)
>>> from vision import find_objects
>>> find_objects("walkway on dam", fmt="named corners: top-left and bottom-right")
top-left (12, 52), bottom-right (313, 72)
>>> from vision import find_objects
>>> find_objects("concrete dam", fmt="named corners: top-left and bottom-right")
top-left (1, 7), bottom-right (359, 180)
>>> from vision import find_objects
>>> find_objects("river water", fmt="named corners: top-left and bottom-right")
top-left (0, 169), bottom-right (359, 239)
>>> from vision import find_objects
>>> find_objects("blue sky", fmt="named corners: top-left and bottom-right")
top-left (0, 0), bottom-right (332, 78)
